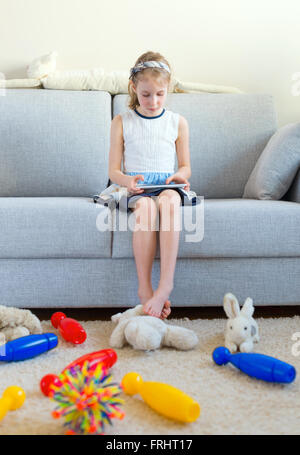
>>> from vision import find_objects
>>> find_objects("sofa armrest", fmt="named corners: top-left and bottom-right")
top-left (283, 169), bottom-right (300, 203)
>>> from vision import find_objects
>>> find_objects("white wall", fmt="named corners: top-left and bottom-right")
top-left (0, 0), bottom-right (299, 126)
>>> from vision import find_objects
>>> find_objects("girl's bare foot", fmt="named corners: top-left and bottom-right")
top-left (139, 291), bottom-right (171, 319)
top-left (143, 288), bottom-right (171, 318)
top-left (160, 300), bottom-right (171, 319)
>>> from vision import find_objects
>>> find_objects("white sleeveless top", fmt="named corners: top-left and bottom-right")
top-left (121, 108), bottom-right (180, 173)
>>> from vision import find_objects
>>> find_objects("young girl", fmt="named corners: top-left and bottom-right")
top-left (108, 51), bottom-right (191, 319)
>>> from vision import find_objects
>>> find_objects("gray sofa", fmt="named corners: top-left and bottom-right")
top-left (0, 89), bottom-right (299, 309)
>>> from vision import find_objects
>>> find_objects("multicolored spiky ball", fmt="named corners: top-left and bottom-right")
top-left (49, 360), bottom-right (124, 435)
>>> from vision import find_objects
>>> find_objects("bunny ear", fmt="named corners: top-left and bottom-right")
top-left (223, 293), bottom-right (240, 318)
top-left (241, 298), bottom-right (254, 318)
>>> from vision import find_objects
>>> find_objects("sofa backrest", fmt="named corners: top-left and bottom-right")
top-left (0, 89), bottom-right (111, 196)
top-left (113, 93), bottom-right (277, 198)
top-left (0, 90), bottom-right (277, 198)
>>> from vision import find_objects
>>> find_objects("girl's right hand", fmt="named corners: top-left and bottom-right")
top-left (127, 175), bottom-right (145, 194)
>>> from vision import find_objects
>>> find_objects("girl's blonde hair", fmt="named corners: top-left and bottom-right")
top-left (128, 51), bottom-right (172, 110)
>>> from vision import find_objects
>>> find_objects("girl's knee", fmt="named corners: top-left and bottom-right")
top-left (133, 197), bottom-right (159, 230)
top-left (158, 190), bottom-right (181, 210)
top-left (136, 197), bottom-right (158, 214)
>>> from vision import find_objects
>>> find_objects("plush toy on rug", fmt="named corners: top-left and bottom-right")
top-left (110, 305), bottom-right (198, 351)
top-left (223, 293), bottom-right (259, 353)
top-left (0, 305), bottom-right (42, 345)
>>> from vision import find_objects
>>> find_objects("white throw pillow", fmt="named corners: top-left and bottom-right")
top-left (0, 79), bottom-right (41, 88)
top-left (41, 69), bottom-right (130, 94)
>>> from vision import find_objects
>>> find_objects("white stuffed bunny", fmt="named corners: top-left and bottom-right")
top-left (223, 293), bottom-right (259, 353)
top-left (110, 305), bottom-right (198, 351)
top-left (0, 305), bottom-right (42, 345)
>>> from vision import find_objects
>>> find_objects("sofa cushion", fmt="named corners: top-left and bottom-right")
top-left (113, 93), bottom-right (277, 198)
top-left (1, 257), bottom-right (300, 308)
top-left (0, 90), bottom-right (111, 197)
top-left (243, 122), bottom-right (300, 200)
top-left (0, 198), bottom-right (112, 258)
top-left (111, 199), bottom-right (300, 258)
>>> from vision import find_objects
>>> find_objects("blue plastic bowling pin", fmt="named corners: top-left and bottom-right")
top-left (213, 347), bottom-right (296, 383)
top-left (0, 334), bottom-right (58, 362)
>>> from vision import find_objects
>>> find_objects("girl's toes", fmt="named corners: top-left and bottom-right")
top-left (161, 306), bottom-right (171, 318)
top-left (148, 307), bottom-right (156, 317)
top-left (164, 300), bottom-right (171, 309)
top-left (152, 309), bottom-right (161, 318)
top-left (143, 304), bottom-right (151, 315)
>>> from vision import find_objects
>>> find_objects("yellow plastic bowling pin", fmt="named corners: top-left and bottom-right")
top-left (0, 386), bottom-right (26, 421)
top-left (122, 372), bottom-right (200, 423)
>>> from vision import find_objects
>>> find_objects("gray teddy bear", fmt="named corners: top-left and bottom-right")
top-left (0, 305), bottom-right (42, 345)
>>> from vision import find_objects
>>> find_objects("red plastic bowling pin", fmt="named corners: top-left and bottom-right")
top-left (40, 348), bottom-right (118, 396)
top-left (51, 312), bottom-right (86, 344)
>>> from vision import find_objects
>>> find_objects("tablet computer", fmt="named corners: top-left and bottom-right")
top-left (136, 183), bottom-right (186, 190)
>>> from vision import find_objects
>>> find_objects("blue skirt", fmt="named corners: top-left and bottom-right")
top-left (126, 171), bottom-right (173, 185)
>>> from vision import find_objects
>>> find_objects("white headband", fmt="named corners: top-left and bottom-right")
top-left (129, 60), bottom-right (170, 79)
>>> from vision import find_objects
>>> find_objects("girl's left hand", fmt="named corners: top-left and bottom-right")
top-left (165, 173), bottom-right (190, 191)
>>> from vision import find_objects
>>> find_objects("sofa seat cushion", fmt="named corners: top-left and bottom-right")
top-left (112, 199), bottom-right (300, 258)
top-left (0, 198), bottom-right (112, 258)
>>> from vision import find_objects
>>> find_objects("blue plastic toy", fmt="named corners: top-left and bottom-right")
top-left (213, 347), bottom-right (296, 384)
top-left (0, 333), bottom-right (58, 362)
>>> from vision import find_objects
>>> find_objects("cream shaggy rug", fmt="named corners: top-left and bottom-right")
top-left (0, 315), bottom-right (299, 435)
